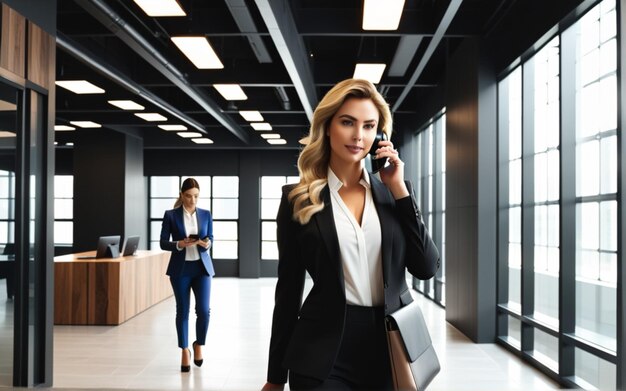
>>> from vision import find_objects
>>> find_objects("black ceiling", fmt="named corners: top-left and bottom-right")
top-left (55, 0), bottom-right (509, 150)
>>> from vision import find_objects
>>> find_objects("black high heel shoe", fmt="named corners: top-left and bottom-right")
top-left (181, 348), bottom-right (191, 372)
top-left (192, 341), bottom-right (204, 367)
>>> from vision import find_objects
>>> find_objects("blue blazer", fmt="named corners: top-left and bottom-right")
top-left (160, 207), bottom-right (215, 277)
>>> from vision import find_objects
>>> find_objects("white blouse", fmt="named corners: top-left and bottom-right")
top-left (328, 168), bottom-right (384, 306)
top-left (181, 206), bottom-right (200, 261)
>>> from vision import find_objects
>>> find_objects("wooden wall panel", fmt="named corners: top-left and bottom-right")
top-left (27, 20), bottom-right (52, 88)
top-left (0, 3), bottom-right (25, 77)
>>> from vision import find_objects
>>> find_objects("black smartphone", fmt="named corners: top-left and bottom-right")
top-left (369, 130), bottom-right (388, 173)
top-left (188, 234), bottom-right (199, 241)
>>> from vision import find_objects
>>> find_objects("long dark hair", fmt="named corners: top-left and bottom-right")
top-left (173, 178), bottom-right (200, 208)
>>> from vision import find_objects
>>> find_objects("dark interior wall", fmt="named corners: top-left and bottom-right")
top-left (124, 136), bottom-right (147, 249)
top-left (73, 129), bottom-right (126, 252)
top-left (1, 0), bottom-right (55, 35)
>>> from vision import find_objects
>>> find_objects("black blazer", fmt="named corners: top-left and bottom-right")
top-left (267, 174), bottom-right (440, 384)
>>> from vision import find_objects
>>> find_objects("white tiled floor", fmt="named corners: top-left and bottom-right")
top-left (46, 278), bottom-right (561, 389)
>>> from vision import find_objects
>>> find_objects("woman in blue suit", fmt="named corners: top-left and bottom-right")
top-left (160, 177), bottom-right (215, 372)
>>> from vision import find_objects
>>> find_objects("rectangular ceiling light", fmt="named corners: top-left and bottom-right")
top-left (133, 0), bottom-right (186, 17)
top-left (353, 63), bottom-right (387, 84)
top-left (250, 122), bottom-right (272, 131)
top-left (177, 132), bottom-right (203, 138)
top-left (192, 138), bottom-right (214, 144)
top-left (135, 113), bottom-right (167, 122)
top-left (54, 125), bottom-right (75, 131)
top-left (55, 80), bottom-right (105, 94)
top-left (362, 0), bottom-right (405, 30)
top-left (239, 110), bottom-right (264, 122)
top-left (108, 100), bottom-right (145, 111)
top-left (158, 124), bottom-right (188, 131)
top-left (267, 139), bottom-right (287, 145)
top-left (70, 121), bottom-right (101, 128)
top-left (171, 37), bottom-right (224, 69)
top-left (260, 133), bottom-right (281, 139)
top-left (213, 84), bottom-right (247, 101)
top-left (0, 131), bottom-right (16, 138)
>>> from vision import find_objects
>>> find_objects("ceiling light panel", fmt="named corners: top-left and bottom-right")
top-left (239, 110), bottom-right (264, 122)
top-left (135, 113), bottom-right (168, 122)
top-left (70, 121), bottom-right (101, 128)
top-left (192, 138), bottom-right (214, 144)
top-left (213, 84), bottom-right (248, 101)
top-left (0, 131), bottom-right (16, 138)
top-left (54, 125), bottom-right (75, 131)
top-left (251, 122), bottom-right (272, 131)
top-left (108, 100), bottom-right (145, 110)
top-left (55, 80), bottom-right (105, 94)
top-left (260, 133), bottom-right (281, 139)
top-left (362, 0), bottom-right (405, 30)
top-left (353, 63), bottom-right (387, 84)
top-left (158, 124), bottom-right (188, 131)
top-left (267, 139), bottom-right (287, 145)
top-left (171, 37), bottom-right (224, 69)
top-left (177, 132), bottom-right (203, 138)
top-left (133, 0), bottom-right (186, 17)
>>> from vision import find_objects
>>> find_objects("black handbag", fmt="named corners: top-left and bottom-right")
top-left (386, 301), bottom-right (440, 391)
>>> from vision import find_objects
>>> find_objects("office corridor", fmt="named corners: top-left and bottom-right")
top-left (51, 278), bottom-right (561, 390)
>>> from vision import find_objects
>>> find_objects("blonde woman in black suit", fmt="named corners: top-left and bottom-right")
top-left (261, 79), bottom-right (440, 390)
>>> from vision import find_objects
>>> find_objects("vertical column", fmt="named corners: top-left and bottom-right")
top-left (239, 151), bottom-right (261, 278)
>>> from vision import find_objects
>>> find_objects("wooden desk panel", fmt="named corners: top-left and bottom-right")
top-left (54, 250), bottom-right (172, 325)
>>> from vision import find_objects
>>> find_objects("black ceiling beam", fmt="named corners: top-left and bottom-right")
top-left (392, 0), bottom-right (464, 112)
top-left (255, 0), bottom-right (317, 121)
top-left (72, 0), bottom-right (250, 144)
top-left (56, 32), bottom-right (208, 134)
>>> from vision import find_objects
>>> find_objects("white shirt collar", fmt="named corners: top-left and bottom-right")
top-left (327, 167), bottom-right (371, 192)
top-left (182, 206), bottom-right (196, 216)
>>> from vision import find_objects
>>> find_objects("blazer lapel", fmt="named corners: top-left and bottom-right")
top-left (313, 186), bottom-right (344, 286)
top-left (175, 207), bottom-right (186, 238)
top-left (370, 174), bottom-right (394, 285)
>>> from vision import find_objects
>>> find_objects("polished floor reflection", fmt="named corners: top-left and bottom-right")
top-left (51, 278), bottom-right (561, 390)
top-left (0, 279), bottom-right (13, 387)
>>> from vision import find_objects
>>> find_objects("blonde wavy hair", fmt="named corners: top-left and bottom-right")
top-left (289, 78), bottom-right (392, 224)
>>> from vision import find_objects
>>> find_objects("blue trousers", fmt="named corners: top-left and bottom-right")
top-left (169, 260), bottom-right (212, 348)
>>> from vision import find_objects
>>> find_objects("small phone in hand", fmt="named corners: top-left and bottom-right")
top-left (188, 234), bottom-right (200, 241)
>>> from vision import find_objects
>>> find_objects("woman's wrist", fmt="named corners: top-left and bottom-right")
top-left (389, 181), bottom-right (409, 199)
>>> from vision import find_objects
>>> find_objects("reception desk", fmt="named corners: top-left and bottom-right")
top-left (54, 250), bottom-right (172, 325)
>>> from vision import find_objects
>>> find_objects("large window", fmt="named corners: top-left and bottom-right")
top-left (53, 175), bottom-right (73, 246)
top-left (148, 176), bottom-right (239, 259)
top-left (496, 0), bottom-right (618, 388)
top-left (413, 111), bottom-right (446, 306)
top-left (260, 176), bottom-right (299, 260)
top-left (0, 170), bottom-right (15, 247)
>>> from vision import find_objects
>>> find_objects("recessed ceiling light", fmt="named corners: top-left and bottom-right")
top-left (0, 100), bottom-right (16, 111)
top-left (177, 132), bottom-right (203, 138)
top-left (66, 142), bottom-right (74, 146)
top-left (0, 131), bottom-right (16, 138)
top-left (108, 100), bottom-right (145, 111)
top-left (171, 37), bottom-right (224, 69)
top-left (353, 63), bottom-right (387, 84)
top-left (55, 80), bottom-right (105, 94)
top-left (362, 0), bottom-right (405, 30)
top-left (135, 113), bottom-right (167, 122)
top-left (239, 110), bottom-right (264, 122)
top-left (54, 141), bottom-right (58, 145)
top-left (54, 125), bottom-right (75, 131)
top-left (158, 124), bottom-right (188, 131)
top-left (213, 84), bottom-right (247, 101)
top-left (70, 121), bottom-right (101, 128)
top-left (133, 0), bottom-right (186, 17)
top-left (260, 133), bottom-right (281, 139)
top-left (267, 139), bottom-right (287, 145)
top-left (192, 138), bottom-right (214, 144)
top-left (251, 122), bottom-right (272, 131)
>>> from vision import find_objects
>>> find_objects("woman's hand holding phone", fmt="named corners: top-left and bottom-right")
top-left (374, 139), bottom-right (409, 199)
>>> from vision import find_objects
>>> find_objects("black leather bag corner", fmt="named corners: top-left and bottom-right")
top-left (386, 301), bottom-right (440, 391)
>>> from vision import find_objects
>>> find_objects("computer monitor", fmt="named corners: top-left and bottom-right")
top-left (94, 235), bottom-right (121, 258)
top-left (120, 235), bottom-right (140, 257)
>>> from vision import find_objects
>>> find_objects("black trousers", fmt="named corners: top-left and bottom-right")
top-left (289, 305), bottom-right (393, 391)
